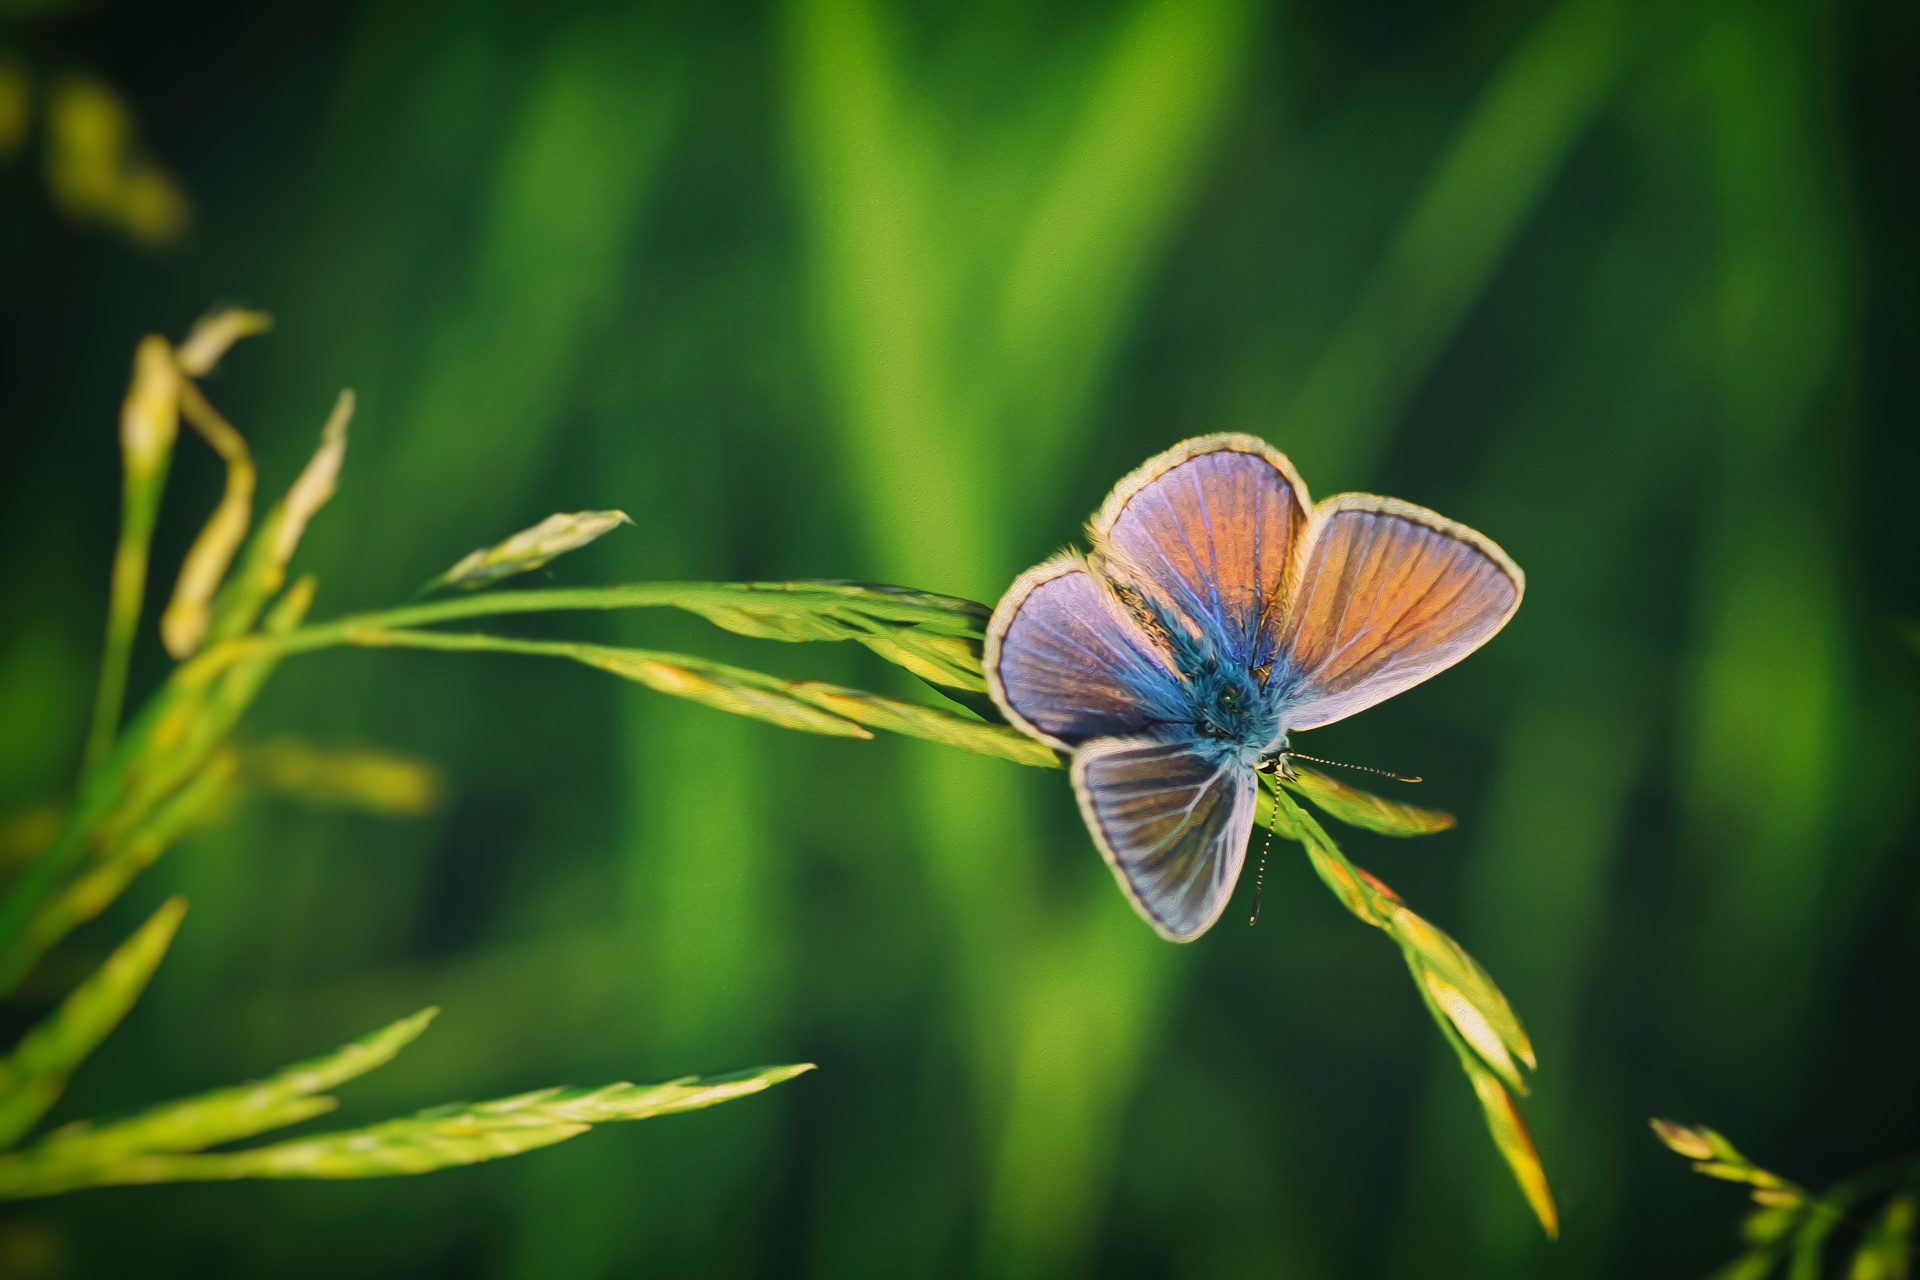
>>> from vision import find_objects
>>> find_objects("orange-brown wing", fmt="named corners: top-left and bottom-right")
top-left (1089, 434), bottom-right (1311, 669)
top-left (1274, 495), bottom-right (1523, 732)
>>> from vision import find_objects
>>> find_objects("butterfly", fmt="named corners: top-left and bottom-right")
top-left (984, 433), bottom-right (1523, 942)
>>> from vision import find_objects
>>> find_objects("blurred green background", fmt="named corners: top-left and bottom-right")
top-left (0, 0), bottom-right (1915, 1275)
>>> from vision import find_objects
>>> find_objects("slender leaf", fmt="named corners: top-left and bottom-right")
top-left (172, 308), bottom-right (272, 377)
top-left (0, 897), bottom-right (187, 1147)
top-left (204, 388), bottom-right (353, 646)
top-left (24, 750), bottom-right (235, 957)
top-left (160, 378), bottom-right (257, 657)
top-left (1267, 784), bottom-right (1552, 1232)
top-left (1850, 1193), bottom-right (1913, 1280)
top-left (574, 648), bottom-right (871, 739)
top-left (29, 1008), bottom-right (438, 1168)
top-left (424, 510), bottom-right (632, 592)
top-left (1711, 1248), bottom-right (1788, 1280)
top-left (1387, 906), bottom-right (1537, 1080)
top-left (787, 682), bottom-right (1059, 768)
top-left (1283, 766), bottom-right (1455, 836)
top-left (0, 1062), bottom-right (811, 1198)
top-left (1467, 1060), bottom-right (1558, 1239)
top-left (82, 335), bottom-right (180, 778)
top-left (240, 738), bottom-right (444, 816)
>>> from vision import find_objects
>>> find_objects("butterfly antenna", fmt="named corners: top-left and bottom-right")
top-left (1283, 752), bottom-right (1423, 784)
top-left (1249, 795), bottom-right (1276, 927)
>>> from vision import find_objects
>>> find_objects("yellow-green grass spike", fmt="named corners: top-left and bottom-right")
top-left (1269, 784), bottom-right (1552, 1229)
top-left (24, 750), bottom-right (236, 961)
top-left (160, 377), bottom-right (257, 658)
top-left (239, 738), bottom-right (444, 817)
top-left (1850, 1193), bottom-right (1914, 1280)
top-left (1469, 1060), bottom-right (1558, 1239)
top-left (787, 682), bottom-right (1060, 768)
top-left (1282, 766), bottom-right (1455, 836)
top-left (0, 575), bottom-right (313, 997)
top-left (172, 308), bottom-right (271, 378)
top-left (0, 897), bottom-right (186, 1148)
top-left (1412, 971), bottom-right (1557, 1237)
top-left (1270, 786), bottom-right (1534, 1080)
top-left (853, 628), bottom-right (987, 692)
top-left (649, 580), bottom-right (989, 645)
top-left (203, 388), bottom-right (352, 646)
top-left (82, 335), bottom-right (180, 779)
top-left (421, 510), bottom-right (632, 594)
top-left (1266, 785), bottom-right (1397, 927)
top-left (186, 580), bottom-right (994, 687)
top-left (575, 648), bottom-right (871, 739)
top-left (26, 1008), bottom-right (437, 1170)
top-left (1387, 906), bottom-right (1537, 1082)
top-left (0, 1063), bottom-right (810, 1197)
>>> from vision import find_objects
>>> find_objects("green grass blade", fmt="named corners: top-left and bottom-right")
top-left (203, 388), bottom-right (353, 646)
top-left (580, 649), bottom-right (871, 739)
top-left (786, 683), bottom-right (1060, 768)
top-left (420, 509), bottom-right (632, 594)
top-left (1788, 1198), bottom-right (1848, 1280)
top-left (313, 627), bottom-right (1058, 762)
top-left (1848, 1193), bottom-right (1914, 1280)
top-left (1709, 1251), bottom-right (1788, 1280)
top-left (1387, 907), bottom-right (1537, 1081)
top-left (1268, 785), bottom-right (1552, 1232)
top-left (0, 897), bottom-right (187, 1148)
top-left (854, 628), bottom-right (987, 693)
top-left (28, 1008), bottom-right (437, 1168)
top-left (22, 750), bottom-right (236, 962)
top-left (0, 576), bottom-right (314, 996)
top-left (82, 337), bottom-right (180, 780)
top-left (0, 1062), bottom-right (810, 1197)
top-left (1463, 1049), bottom-right (1558, 1240)
top-left (1282, 767), bottom-right (1455, 836)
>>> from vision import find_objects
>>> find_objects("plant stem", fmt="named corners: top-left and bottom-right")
top-left (81, 463), bottom-right (169, 782)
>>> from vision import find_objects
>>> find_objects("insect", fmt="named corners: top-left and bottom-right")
top-left (984, 434), bottom-right (1523, 942)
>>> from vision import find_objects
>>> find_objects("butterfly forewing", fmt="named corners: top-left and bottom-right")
top-left (1277, 496), bottom-right (1523, 732)
top-left (987, 555), bottom-right (1189, 749)
top-left (1091, 435), bottom-right (1310, 669)
top-left (1072, 738), bottom-right (1259, 941)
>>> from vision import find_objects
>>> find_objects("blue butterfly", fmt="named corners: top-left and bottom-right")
top-left (985, 434), bottom-right (1524, 941)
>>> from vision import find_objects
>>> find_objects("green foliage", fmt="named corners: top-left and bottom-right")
top-left (1266, 785), bottom-right (1555, 1235)
top-left (4, 0), bottom-right (1904, 1270)
top-left (1281, 765), bottom-right (1457, 836)
top-left (0, 320), bottom-right (817, 1198)
top-left (0, 1004), bottom-right (809, 1198)
top-left (0, 309), bottom-right (1550, 1231)
top-left (422, 509), bottom-right (633, 593)
top-left (0, 897), bottom-right (183, 1147)
top-left (1652, 1121), bottom-right (1919, 1279)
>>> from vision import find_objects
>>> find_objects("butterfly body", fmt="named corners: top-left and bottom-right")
top-left (987, 434), bottom-right (1522, 942)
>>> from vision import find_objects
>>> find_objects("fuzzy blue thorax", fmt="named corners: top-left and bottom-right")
top-left (1128, 586), bottom-right (1284, 765)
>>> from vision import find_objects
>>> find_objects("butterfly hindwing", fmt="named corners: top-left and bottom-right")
top-left (1091, 434), bottom-right (1311, 669)
top-left (1277, 495), bottom-right (1524, 732)
top-left (1071, 736), bottom-right (1259, 942)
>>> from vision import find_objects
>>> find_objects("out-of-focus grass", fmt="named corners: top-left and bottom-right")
top-left (1651, 1119), bottom-right (1919, 1278)
top-left (0, 319), bottom-right (817, 1207)
top-left (0, 0), bottom-right (1910, 1275)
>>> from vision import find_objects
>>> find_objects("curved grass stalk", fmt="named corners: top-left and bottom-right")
top-left (1264, 783), bottom-right (1555, 1236)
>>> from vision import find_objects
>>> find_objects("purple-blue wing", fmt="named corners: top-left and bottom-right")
top-left (1090, 434), bottom-right (1311, 668)
top-left (1275, 496), bottom-right (1524, 732)
top-left (1072, 737), bottom-right (1258, 941)
top-left (986, 555), bottom-right (1189, 750)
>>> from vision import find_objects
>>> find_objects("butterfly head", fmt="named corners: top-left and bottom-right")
top-left (1185, 653), bottom-right (1281, 766)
